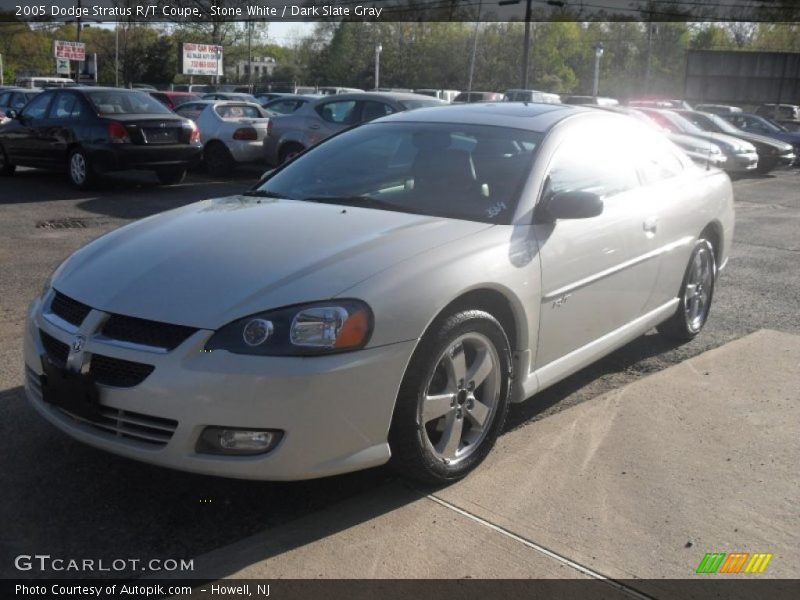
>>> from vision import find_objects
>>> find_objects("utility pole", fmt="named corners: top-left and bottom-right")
top-left (644, 22), bottom-right (654, 94)
top-left (76, 0), bottom-right (83, 81)
top-left (374, 43), bottom-right (382, 89)
top-left (521, 0), bottom-right (532, 89)
top-left (467, 0), bottom-right (483, 93)
top-left (115, 22), bottom-right (119, 87)
top-left (592, 42), bottom-right (604, 96)
top-left (247, 21), bottom-right (253, 90)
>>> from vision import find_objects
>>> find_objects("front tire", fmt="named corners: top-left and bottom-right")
top-left (67, 148), bottom-right (96, 189)
top-left (0, 143), bottom-right (16, 176)
top-left (389, 310), bottom-right (512, 485)
top-left (657, 238), bottom-right (716, 341)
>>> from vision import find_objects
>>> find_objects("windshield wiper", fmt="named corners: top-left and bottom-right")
top-left (301, 196), bottom-right (410, 213)
top-left (242, 190), bottom-right (290, 199)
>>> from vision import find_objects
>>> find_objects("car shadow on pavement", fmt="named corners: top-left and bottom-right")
top-left (1, 332), bottom-right (686, 579)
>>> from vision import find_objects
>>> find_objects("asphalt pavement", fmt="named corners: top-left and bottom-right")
top-left (0, 166), bottom-right (798, 579)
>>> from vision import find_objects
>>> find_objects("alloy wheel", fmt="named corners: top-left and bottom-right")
top-left (70, 152), bottom-right (86, 185)
top-left (419, 332), bottom-right (501, 465)
top-left (684, 245), bottom-right (715, 332)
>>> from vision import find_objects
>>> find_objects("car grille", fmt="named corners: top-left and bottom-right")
top-left (40, 331), bottom-right (69, 368)
top-left (101, 314), bottom-right (197, 351)
top-left (51, 291), bottom-right (91, 326)
top-left (50, 291), bottom-right (197, 351)
top-left (26, 366), bottom-right (176, 447)
top-left (89, 355), bottom-right (155, 388)
top-left (39, 331), bottom-right (155, 388)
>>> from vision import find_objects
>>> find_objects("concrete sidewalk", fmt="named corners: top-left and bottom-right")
top-left (182, 330), bottom-right (800, 585)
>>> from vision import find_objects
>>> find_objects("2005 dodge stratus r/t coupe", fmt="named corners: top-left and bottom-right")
top-left (24, 103), bottom-right (734, 484)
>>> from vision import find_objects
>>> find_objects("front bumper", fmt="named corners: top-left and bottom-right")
top-left (24, 291), bottom-right (415, 480)
top-left (723, 151), bottom-right (758, 172)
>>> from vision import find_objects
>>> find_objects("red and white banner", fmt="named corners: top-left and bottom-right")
top-left (180, 43), bottom-right (224, 76)
top-left (53, 40), bottom-right (86, 61)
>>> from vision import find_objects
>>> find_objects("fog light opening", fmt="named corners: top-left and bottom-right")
top-left (197, 427), bottom-right (283, 455)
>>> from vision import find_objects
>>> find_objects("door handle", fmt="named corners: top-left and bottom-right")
top-left (643, 217), bottom-right (658, 234)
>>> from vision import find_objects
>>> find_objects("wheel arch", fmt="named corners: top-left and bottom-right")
top-left (420, 285), bottom-right (528, 354)
top-left (699, 220), bottom-right (723, 271)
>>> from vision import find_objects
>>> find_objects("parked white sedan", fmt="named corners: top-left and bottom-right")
top-left (24, 103), bottom-right (734, 484)
top-left (175, 100), bottom-right (269, 176)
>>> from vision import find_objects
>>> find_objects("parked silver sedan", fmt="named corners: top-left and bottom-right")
top-left (637, 108), bottom-right (759, 173)
top-left (23, 104), bottom-right (733, 484)
top-left (175, 100), bottom-right (270, 176)
top-left (262, 92), bottom-right (445, 165)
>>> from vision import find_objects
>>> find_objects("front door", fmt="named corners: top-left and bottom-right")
top-left (533, 128), bottom-right (661, 369)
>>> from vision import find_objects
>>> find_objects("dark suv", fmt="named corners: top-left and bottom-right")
top-left (0, 87), bottom-right (202, 188)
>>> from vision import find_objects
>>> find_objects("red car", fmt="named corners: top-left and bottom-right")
top-left (148, 91), bottom-right (201, 110)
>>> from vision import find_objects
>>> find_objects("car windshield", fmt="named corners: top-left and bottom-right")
top-left (758, 116), bottom-right (788, 132)
top-left (254, 122), bottom-right (543, 224)
top-left (705, 113), bottom-right (742, 134)
top-left (86, 90), bottom-right (173, 115)
top-left (661, 111), bottom-right (704, 135)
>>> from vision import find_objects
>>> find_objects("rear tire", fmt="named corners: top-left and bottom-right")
top-left (657, 238), bottom-right (716, 341)
top-left (279, 143), bottom-right (304, 165)
top-left (156, 166), bottom-right (187, 185)
top-left (67, 148), bottom-right (96, 190)
top-left (0, 143), bottom-right (16, 176)
top-left (204, 142), bottom-right (234, 177)
top-left (389, 310), bottom-right (512, 485)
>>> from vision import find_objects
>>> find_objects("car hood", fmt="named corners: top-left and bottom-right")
top-left (53, 196), bottom-right (492, 329)
top-left (687, 131), bottom-right (753, 152)
top-left (722, 130), bottom-right (793, 151)
top-left (668, 133), bottom-right (719, 152)
top-left (771, 131), bottom-right (800, 144)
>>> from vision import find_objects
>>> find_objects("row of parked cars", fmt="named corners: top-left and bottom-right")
top-left (1, 83), bottom-right (798, 189)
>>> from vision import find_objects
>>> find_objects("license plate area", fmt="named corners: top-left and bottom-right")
top-left (142, 128), bottom-right (179, 144)
top-left (40, 358), bottom-right (102, 422)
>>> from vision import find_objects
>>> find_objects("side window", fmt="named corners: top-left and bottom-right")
top-left (545, 133), bottom-right (639, 200)
top-left (316, 100), bottom-right (357, 125)
top-left (361, 101), bottom-right (395, 123)
top-left (49, 93), bottom-right (77, 119)
top-left (0, 92), bottom-right (9, 106)
top-left (21, 93), bottom-right (52, 120)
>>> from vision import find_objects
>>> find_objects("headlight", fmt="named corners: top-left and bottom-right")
top-left (205, 299), bottom-right (373, 356)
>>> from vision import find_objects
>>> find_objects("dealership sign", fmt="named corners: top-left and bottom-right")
top-left (179, 43), bottom-right (224, 76)
top-left (53, 40), bottom-right (86, 61)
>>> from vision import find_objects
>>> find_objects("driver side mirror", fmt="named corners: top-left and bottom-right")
top-left (536, 191), bottom-right (604, 223)
top-left (5, 109), bottom-right (18, 120)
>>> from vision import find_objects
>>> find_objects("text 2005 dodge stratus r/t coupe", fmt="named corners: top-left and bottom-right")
top-left (24, 103), bottom-right (733, 484)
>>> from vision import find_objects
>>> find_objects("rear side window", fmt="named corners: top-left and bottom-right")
top-left (316, 100), bottom-right (357, 124)
top-left (266, 99), bottom-right (302, 115)
top-left (50, 93), bottom-right (78, 119)
top-left (361, 101), bottom-right (395, 122)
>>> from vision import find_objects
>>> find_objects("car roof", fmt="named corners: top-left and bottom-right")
top-left (378, 102), bottom-right (589, 132)
top-left (311, 92), bottom-right (443, 103)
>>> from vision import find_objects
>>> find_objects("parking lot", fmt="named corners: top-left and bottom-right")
top-left (1, 165), bottom-right (798, 580)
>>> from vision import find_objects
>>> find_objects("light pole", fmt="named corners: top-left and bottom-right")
top-left (374, 43), bottom-right (382, 90)
top-left (115, 22), bottom-right (119, 87)
top-left (592, 42), bottom-right (604, 97)
top-left (467, 0), bottom-right (483, 93)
